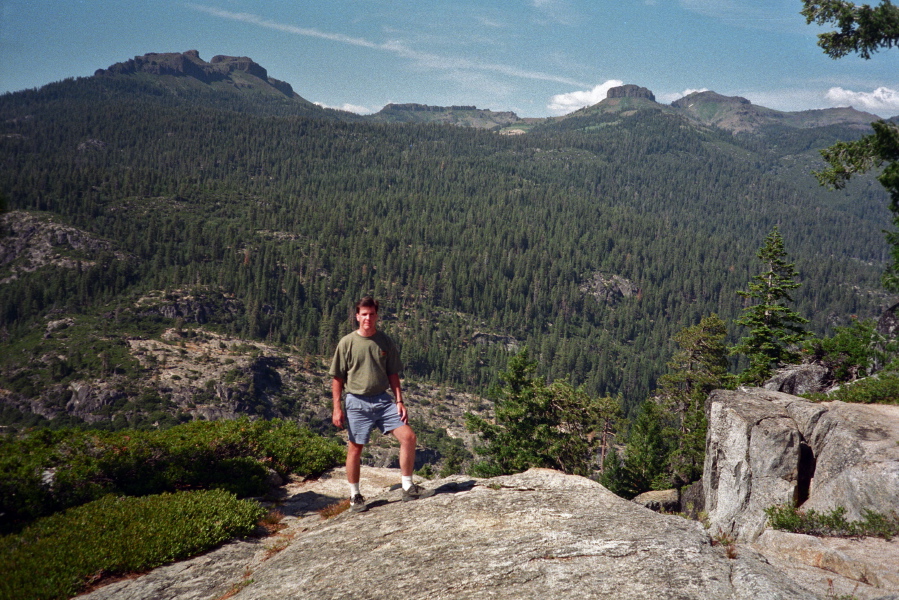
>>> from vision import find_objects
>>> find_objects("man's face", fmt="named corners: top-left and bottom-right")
top-left (356, 305), bottom-right (378, 334)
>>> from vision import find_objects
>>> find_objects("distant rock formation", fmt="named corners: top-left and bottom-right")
top-left (672, 91), bottom-right (751, 109)
top-left (579, 272), bottom-right (641, 304)
top-left (94, 50), bottom-right (296, 97)
top-left (0, 211), bottom-right (128, 284)
top-left (370, 103), bottom-right (520, 129)
top-left (704, 388), bottom-right (899, 542)
top-left (381, 103), bottom-right (478, 112)
top-left (606, 84), bottom-right (656, 102)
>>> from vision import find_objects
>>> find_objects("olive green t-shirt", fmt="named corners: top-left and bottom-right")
top-left (329, 330), bottom-right (403, 396)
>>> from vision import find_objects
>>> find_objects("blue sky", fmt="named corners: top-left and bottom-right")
top-left (2, 0), bottom-right (899, 118)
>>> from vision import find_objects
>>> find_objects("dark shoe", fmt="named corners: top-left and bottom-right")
top-left (350, 493), bottom-right (368, 512)
top-left (402, 483), bottom-right (435, 502)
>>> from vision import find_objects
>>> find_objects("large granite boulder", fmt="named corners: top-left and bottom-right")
top-left (81, 469), bottom-right (818, 600)
top-left (763, 363), bottom-right (831, 395)
top-left (704, 388), bottom-right (899, 542)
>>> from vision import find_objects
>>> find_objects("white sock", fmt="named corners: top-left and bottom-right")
top-left (401, 475), bottom-right (413, 491)
top-left (349, 482), bottom-right (361, 498)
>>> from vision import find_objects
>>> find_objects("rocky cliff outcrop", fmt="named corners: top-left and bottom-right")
top-left (704, 388), bottom-right (899, 543)
top-left (607, 84), bottom-right (656, 101)
top-left (579, 272), bottom-right (641, 304)
top-left (0, 211), bottom-right (128, 283)
top-left (80, 469), bottom-right (818, 600)
top-left (94, 51), bottom-right (297, 97)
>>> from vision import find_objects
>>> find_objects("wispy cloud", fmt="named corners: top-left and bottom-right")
top-left (678, 0), bottom-right (805, 32)
top-left (531, 0), bottom-right (578, 25)
top-left (825, 86), bottom-right (899, 114)
top-left (547, 80), bottom-right (624, 115)
top-left (476, 15), bottom-right (507, 28)
top-left (188, 4), bottom-right (586, 87)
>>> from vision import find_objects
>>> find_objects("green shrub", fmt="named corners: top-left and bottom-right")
top-left (803, 319), bottom-right (892, 383)
top-left (766, 504), bottom-right (899, 539)
top-left (0, 418), bottom-right (345, 533)
top-left (804, 371), bottom-right (899, 405)
top-left (0, 489), bottom-right (264, 600)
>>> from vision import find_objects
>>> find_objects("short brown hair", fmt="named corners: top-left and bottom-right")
top-left (355, 296), bottom-right (379, 314)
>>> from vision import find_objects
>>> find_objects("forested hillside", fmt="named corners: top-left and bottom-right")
top-left (0, 59), bottom-right (893, 430)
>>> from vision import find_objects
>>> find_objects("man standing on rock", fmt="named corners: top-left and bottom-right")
top-left (330, 296), bottom-right (434, 512)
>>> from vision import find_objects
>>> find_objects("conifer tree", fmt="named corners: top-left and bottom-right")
top-left (600, 400), bottom-right (669, 498)
top-left (732, 227), bottom-right (808, 385)
top-left (656, 314), bottom-right (732, 486)
top-left (465, 349), bottom-right (619, 477)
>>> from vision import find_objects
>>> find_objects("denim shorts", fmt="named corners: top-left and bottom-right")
top-left (344, 392), bottom-right (405, 445)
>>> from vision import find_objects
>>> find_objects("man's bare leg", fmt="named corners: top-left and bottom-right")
top-left (391, 424), bottom-right (417, 477)
top-left (347, 441), bottom-right (364, 483)
top-left (346, 441), bottom-right (368, 511)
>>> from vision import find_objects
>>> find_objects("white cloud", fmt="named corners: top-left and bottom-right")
top-left (314, 101), bottom-right (376, 115)
top-left (658, 88), bottom-right (710, 104)
top-left (825, 86), bottom-right (899, 114)
top-left (547, 80), bottom-right (625, 115)
top-left (189, 4), bottom-right (585, 87)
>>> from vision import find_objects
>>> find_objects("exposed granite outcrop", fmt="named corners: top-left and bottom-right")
top-left (763, 363), bottom-right (832, 395)
top-left (704, 388), bottom-right (899, 542)
top-left (80, 469), bottom-right (819, 600)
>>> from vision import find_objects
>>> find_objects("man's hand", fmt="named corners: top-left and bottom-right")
top-left (396, 401), bottom-right (408, 424)
top-left (332, 407), bottom-right (345, 429)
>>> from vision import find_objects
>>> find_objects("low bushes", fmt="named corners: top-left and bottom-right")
top-left (0, 489), bottom-right (265, 600)
top-left (805, 371), bottom-right (899, 405)
top-left (0, 418), bottom-right (345, 533)
top-left (766, 504), bottom-right (899, 540)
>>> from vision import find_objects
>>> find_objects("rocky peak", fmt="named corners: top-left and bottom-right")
top-left (94, 51), bottom-right (295, 97)
top-left (672, 91), bottom-right (751, 108)
top-left (606, 84), bottom-right (656, 102)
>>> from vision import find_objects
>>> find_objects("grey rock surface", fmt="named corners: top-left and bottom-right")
top-left (233, 469), bottom-right (814, 600)
top-left (750, 530), bottom-right (899, 599)
top-left (704, 389), bottom-right (899, 541)
top-left (632, 488), bottom-right (680, 513)
top-left (78, 467), bottom-right (402, 600)
top-left (78, 467), bottom-right (899, 600)
top-left (763, 364), bottom-right (831, 395)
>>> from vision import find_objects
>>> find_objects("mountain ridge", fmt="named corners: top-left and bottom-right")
top-left (80, 50), bottom-right (887, 134)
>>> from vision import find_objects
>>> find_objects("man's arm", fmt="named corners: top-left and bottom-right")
top-left (388, 373), bottom-right (408, 424)
top-left (332, 377), bottom-right (345, 428)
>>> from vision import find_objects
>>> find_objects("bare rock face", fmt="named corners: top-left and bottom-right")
top-left (579, 272), bottom-right (641, 305)
top-left (763, 363), bottom-right (831, 395)
top-left (751, 530), bottom-right (899, 599)
top-left (704, 389), bottom-right (899, 542)
top-left (227, 469), bottom-right (814, 600)
top-left (606, 84), bottom-right (656, 101)
top-left (94, 51), bottom-right (297, 97)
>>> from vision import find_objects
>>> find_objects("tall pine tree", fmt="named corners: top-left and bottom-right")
top-left (732, 227), bottom-right (808, 385)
